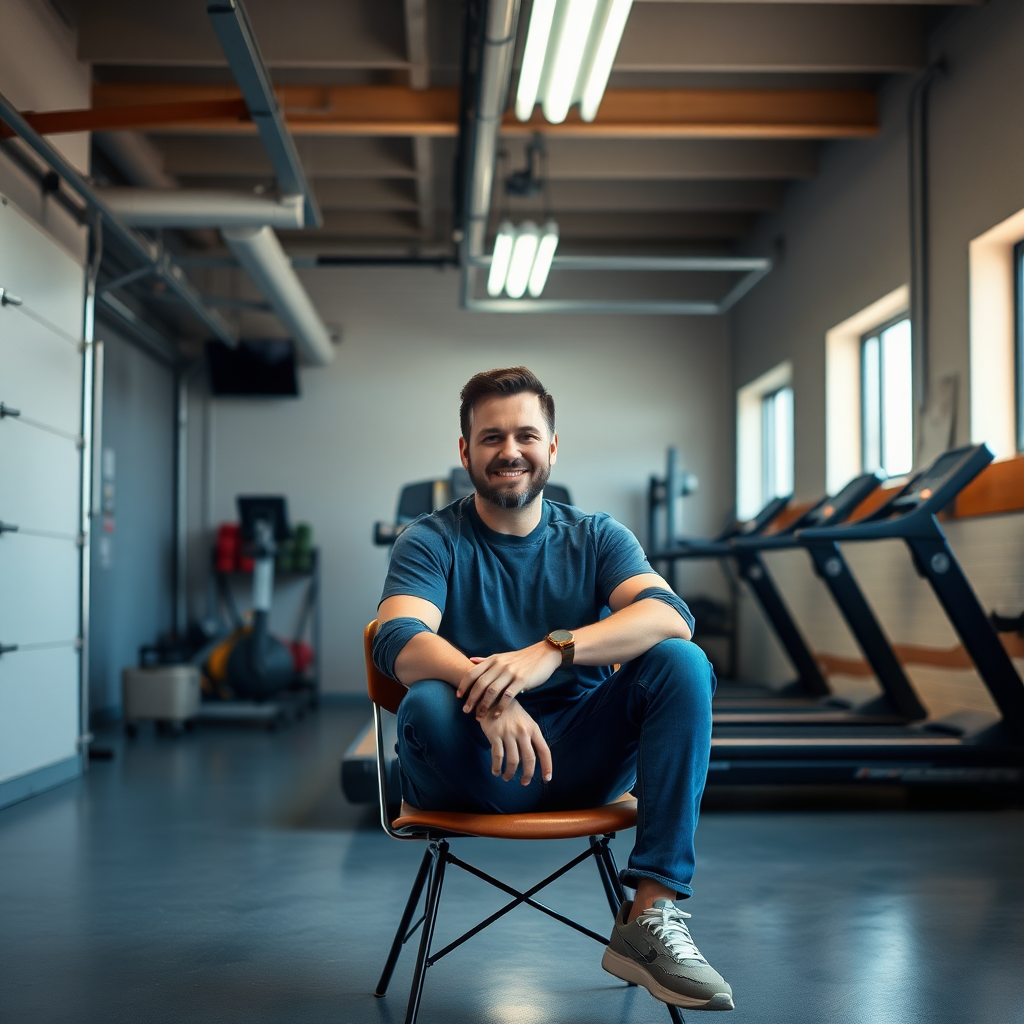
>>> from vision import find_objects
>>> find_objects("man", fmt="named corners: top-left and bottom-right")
top-left (374, 367), bottom-right (733, 1011)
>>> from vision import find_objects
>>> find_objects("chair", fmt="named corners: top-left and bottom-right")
top-left (363, 621), bottom-right (683, 1024)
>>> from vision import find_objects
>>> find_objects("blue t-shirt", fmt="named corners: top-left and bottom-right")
top-left (379, 496), bottom-right (692, 711)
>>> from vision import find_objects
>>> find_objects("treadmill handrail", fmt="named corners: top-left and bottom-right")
top-left (797, 445), bottom-right (994, 543)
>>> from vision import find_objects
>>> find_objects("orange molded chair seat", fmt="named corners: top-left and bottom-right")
top-left (392, 794), bottom-right (638, 839)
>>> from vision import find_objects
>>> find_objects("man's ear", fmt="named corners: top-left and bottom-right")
top-left (458, 436), bottom-right (470, 469)
top-left (549, 431), bottom-right (558, 466)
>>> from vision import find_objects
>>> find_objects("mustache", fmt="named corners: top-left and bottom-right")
top-left (488, 459), bottom-right (530, 471)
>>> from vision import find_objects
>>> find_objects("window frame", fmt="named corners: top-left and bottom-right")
top-left (860, 312), bottom-right (913, 476)
top-left (761, 384), bottom-right (794, 504)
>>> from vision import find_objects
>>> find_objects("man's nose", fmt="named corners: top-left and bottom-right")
top-left (499, 436), bottom-right (522, 461)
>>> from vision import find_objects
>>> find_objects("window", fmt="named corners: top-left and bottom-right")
top-left (762, 386), bottom-right (794, 501)
top-left (736, 361), bottom-right (791, 519)
top-left (861, 316), bottom-right (913, 476)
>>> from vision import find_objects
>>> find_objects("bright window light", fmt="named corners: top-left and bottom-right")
top-left (762, 386), bottom-right (794, 503)
top-left (487, 221), bottom-right (515, 297)
top-left (579, 0), bottom-right (632, 122)
top-left (861, 317), bottom-right (913, 476)
top-left (543, 0), bottom-right (599, 124)
top-left (516, 0), bottom-right (557, 121)
top-left (527, 222), bottom-right (559, 297)
top-left (505, 222), bottom-right (540, 298)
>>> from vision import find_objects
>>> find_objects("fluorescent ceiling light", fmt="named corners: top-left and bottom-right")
top-left (515, 0), bottom-right (557, 121)
top-left (543, 0), bottom-right (599, 125)
top-left (505, 222), bottom-right (540, 299)
top-left (580, 0), bottom-right (633, 122)
top-left (516, 0), bottom-right (632, 125)
top-left (528, 222), bottom-right (559, 297)
top-left (487, 221), bottom-right (516, 296)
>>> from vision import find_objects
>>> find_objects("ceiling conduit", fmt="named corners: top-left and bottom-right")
top-left (98, 190), bottom-right (305, 231)
top-left (222, 226), bottom-right (334, 366)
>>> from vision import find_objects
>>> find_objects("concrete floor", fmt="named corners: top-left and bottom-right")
top-left (2, 704), bottom-right (1024, 1024)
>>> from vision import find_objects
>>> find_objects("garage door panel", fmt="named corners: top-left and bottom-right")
top-left (0, 533), bottom-right (79, 646)
top-left (0, 426), bottom-right (80, 536)
top-left (0, 202), bottom-right (84, 339)
top-left (0, 646), bottom-right (79, 784)
top-left (0, 311), bottom-right (83, 436)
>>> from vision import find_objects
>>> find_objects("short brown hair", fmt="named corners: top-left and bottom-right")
top-left (459, 366), bottom-right (555, 441)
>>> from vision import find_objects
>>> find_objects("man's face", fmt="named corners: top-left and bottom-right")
top-left (459, 393), bottom-right (558, 510)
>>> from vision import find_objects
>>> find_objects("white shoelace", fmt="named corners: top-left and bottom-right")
top-left (638, 902), bottom-right (708, 964)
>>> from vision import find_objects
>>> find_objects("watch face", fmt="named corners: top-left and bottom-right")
top-left (549, 629), bottom-right (573, 644)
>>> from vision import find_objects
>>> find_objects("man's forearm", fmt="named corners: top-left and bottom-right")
top-left (571, 599), bottom-right (691, 666)
top-left (392, 631), bottom-right (473, 688)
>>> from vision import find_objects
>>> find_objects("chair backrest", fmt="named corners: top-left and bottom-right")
top-left (364, 620), bottom-right (408, 714)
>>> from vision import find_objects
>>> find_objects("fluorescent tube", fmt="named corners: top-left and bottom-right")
top-left (579, 0), bottom-right (632, 122)
top-left (543, 0), bottom-right (600, 125)
top-left (516, 0), bottom-right (558, 121)
top-left (505, 221), bottom-right (540, 298)
top-left (487, 221), bottom-right (516, 297)
top-left (527, 221), bottom-right (559, 297)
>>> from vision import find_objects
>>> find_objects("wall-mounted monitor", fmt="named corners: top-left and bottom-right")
top-left (206, 339), bottom-right (299, 397)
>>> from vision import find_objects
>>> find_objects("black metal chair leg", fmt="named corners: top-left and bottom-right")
top-left (590, 837), bottom-right (621, 917)
top-left (601, 839), bottom-right (628, 905)
top-left (667, 1003), bottom-right (685, 1023)
top-left (404, 840), bottom-right (449, 1024)
top-left (376, 847), bottom-right (433, 997)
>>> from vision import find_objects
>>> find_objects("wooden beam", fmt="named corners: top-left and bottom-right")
top-left (0, 98), bottom-right (249, 138)
top-left (92, 83), bottom-right (877, 140)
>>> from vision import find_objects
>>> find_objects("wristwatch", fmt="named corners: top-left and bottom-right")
top-left (545, 629), bottom-right (575, 667)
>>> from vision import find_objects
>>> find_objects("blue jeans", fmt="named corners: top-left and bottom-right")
top-left (396, 639), bottom-right (715, 898)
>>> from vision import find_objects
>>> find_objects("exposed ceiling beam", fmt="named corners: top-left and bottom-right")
top-left (78, 0), bottom-right (407, 68)
top-left (403, 0), bottom-right (430, 90)
top-left (312, 178), bottom-right (419, 211)
top-left (156, 135), bottom-right (416, 178)
top-left (616, 3), bottom-right (926, 72)
top-left (500, 179), bottom-right (787, 213)
top-left (412, 136), bottom-right (436, 239)
top-left (92, 83), bottom-right (877, 139)
top-left (1, 98), bottom-right (248, 137)
top-left (492, 137), bottom-right (817, 180)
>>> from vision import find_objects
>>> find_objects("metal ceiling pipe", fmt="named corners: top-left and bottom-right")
top-left (94, 133), bottom-right (177, 189)
top-left (98, 189), bottom-right (305, 230)
top-left (0, 87), bottom-right (235, 346)
top-left (222, 225), bottom-right (334, 366)
top-left (465, 0), bottom-right (521, 258)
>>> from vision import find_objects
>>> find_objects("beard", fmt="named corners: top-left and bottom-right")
top-left (466, 453), bottom-right (551, 510)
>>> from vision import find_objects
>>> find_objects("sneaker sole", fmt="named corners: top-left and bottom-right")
top-left (601, 948), bottom-right (735, 1011)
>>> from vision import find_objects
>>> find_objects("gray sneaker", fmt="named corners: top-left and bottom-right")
top-left (601, 899), bottom-right (734, 1010)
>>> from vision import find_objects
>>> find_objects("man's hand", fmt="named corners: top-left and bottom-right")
top-left (457, 642), bottom-right (561, 718)
top-left (478, 700), bottom-right (553, 785)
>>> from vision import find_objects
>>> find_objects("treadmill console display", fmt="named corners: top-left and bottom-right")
top-left (737, 494), bottom-right (791, 536)
top-left (881, 446), bottom-right (990, 517)
top-left (797, 472), bottom-right (882, 530)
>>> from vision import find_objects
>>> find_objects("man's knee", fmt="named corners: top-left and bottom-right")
top-left (636, 638), bottom-right (715, 699)
top-left (397, 678), bottom-right (459, 738)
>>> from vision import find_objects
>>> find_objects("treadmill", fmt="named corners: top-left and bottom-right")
top-left (708, 444), bottom-right (1024, 788)
top-left (648, 493), bottom-right (826, 706)
top-left (650, 474), bottom-right (887, 713)
top-left (724, 470), bottom-right (928, 725)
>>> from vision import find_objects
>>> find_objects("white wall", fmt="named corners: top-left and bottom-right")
top-left (729, 0), bottom-right (1024, 716)
top-left (187, 266), bottom-right (734, 694)
top-left (0, 0), bottom-right (91, 260)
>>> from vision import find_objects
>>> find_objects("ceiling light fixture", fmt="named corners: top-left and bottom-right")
top-left (516, 0), bottom-right (633, 125)
top-left (486, 220), bottom-right (560, 299)
top-left (487, 220), bottom-right (516, 296)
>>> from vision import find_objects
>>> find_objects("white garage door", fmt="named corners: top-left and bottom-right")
top-left (0, 196), bottom-right (86, 788)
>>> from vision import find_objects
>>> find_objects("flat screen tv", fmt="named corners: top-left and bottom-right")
top-left (206, 339), bottom-right (299, 397)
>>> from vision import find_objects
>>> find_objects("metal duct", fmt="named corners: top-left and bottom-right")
top-left (466, 0), bottom-right (522, 258)
top-left (222, 226), bottom-right (334, 366)
top-left (99, 189), bottom-right (305, 230)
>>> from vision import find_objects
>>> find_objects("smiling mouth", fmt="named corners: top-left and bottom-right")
top-left (491, 467), bottom-right (528, 481)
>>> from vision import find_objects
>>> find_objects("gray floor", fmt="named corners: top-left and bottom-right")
top-left (2, 704), bottom-right (1024, 1024)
